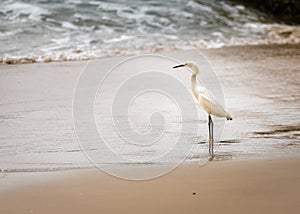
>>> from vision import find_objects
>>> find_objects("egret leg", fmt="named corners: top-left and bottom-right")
top-left (210, 116), bottom-right (214, 158)
top-left (208, 115), bottom-right (214, 160)
top-left (208, 115), bottom-right (211, 155)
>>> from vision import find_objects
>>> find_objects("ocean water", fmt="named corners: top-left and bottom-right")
top-left (0, 0), bottom-right (300, 63)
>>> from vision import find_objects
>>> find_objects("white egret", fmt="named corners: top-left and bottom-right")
top-left (173, 62), bottom-right (232, 158)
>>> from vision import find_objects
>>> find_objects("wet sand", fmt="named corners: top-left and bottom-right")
top-left (1, 158), bottom-right (300, 214)
top-left (0, 44), bottom-right (300, 172)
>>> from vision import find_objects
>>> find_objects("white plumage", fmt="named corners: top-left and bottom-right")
top-left (173, 62), bottom-right (232, 158)
top-left (195, 85), bottom-right (232, 120)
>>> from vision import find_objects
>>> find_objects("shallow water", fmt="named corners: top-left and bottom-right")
top-left (1, 0), bottom-right (300, 63)
top-left (0, 47), bottom-right (299, 174)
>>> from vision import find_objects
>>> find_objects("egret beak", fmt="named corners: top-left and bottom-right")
top-left (173, 64), bottom-right (185, 69)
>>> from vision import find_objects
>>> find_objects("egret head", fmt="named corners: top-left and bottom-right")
top-left (172, 62), bottom-right (199, 75)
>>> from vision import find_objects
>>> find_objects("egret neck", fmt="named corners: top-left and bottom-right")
top-left (190, 66), bottom-right (199, 99)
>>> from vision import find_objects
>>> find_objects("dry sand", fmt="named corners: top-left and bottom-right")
top-left (1, 158), bottom-right (300, 214)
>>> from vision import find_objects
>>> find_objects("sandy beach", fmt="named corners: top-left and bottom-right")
top-left (0, 44), bottom-right (300, 213)
top-left (1, 0), bottom-right (300, 212)
top-left (1, 158), bottom-right (300, 214)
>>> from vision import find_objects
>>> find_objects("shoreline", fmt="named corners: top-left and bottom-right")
top-left (1, 148), bottom-right (299, 174)
top-left (1, 43), bottom-right (300, 65)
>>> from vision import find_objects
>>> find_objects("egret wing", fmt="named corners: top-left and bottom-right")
top-left (196, 87), bottom-right (231, 119)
